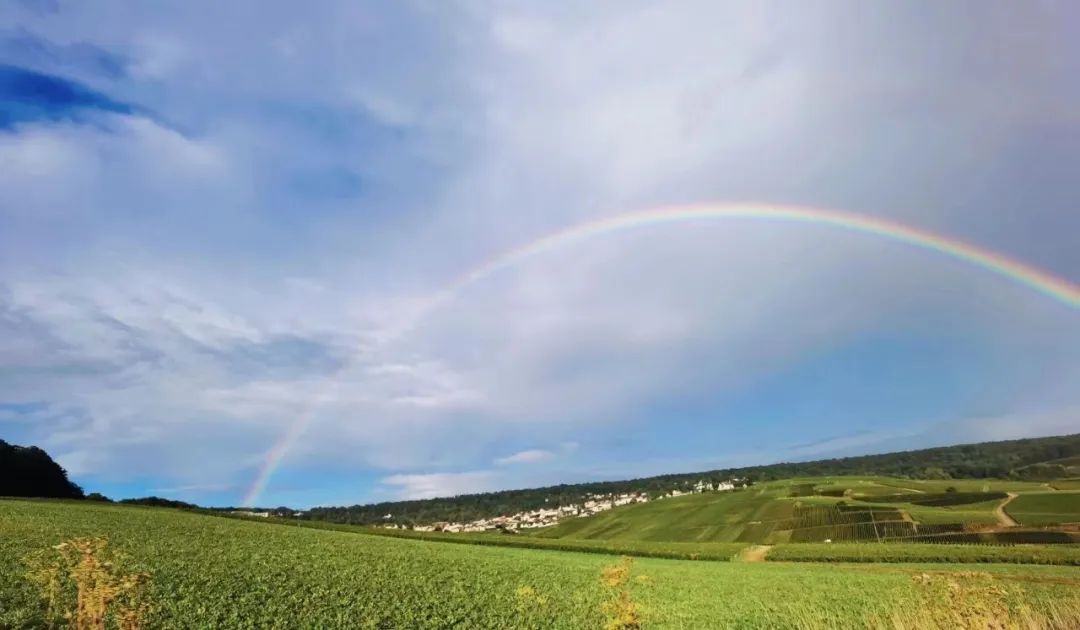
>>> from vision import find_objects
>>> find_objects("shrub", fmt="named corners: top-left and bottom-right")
top-left (600, 557), bottom-right (642, 630)
top-left (24, 537), bottom-right (151, 629)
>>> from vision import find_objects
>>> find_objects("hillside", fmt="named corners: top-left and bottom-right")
top-left (305, 433), bottom-right (1080, 526)
top-left (537, 476), bottom-right (1080, 545)
top-left (0, 439), bottom-right (83, 499)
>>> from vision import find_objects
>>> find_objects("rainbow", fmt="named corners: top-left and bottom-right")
top-left (242, 202), bottom-right (1080, 505)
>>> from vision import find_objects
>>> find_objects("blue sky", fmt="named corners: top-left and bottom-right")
top-left (1, 2), bottom-right (1078, 508)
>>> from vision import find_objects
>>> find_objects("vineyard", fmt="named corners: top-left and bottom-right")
top-left (859, 492), bottom-right (1008, 507)
top-left (539, 477), bottom-right (1080, 549)
top-left (756, 503), bottom-right (1080, 545)
top-left (3, 499), bottom-right (1080, 629)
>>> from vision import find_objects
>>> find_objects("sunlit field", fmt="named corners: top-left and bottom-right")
top-left (3, 499), bottom-right (1080, 629)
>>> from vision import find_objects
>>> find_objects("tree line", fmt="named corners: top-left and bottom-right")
top-left (0, 439), bottom-right (84, 499)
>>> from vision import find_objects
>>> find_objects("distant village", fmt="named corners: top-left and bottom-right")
top-left (227, 477), bottom-right (750, 529)
top-left (385, 478), bottom-right (747, 534)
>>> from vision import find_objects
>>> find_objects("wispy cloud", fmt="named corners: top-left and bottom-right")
top-left (380, 471), bottom-right (497, 500)
top-left (494, 441), bottom-right (579, 466)
top-left (494, 449), bottom-right (554, 466)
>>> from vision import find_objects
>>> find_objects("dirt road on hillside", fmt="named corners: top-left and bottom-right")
top-left (995, 492), bottom-right (1019, 527)
top-left (738, 545), bottom-right (773, 562)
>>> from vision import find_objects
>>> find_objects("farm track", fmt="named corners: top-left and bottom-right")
top-left (996, 493), bottom-right (1019, 527)
top-left (899, 509), bottom-right (918, 534)
top-left (738, 545), bottom-right (773, 562)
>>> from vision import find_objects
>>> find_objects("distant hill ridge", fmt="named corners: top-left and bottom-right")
top-left (305, 433), bottom-right (1080, 526)
top-left (0, 439), bottom-right (83, 499)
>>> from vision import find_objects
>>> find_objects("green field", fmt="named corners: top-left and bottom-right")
top-left (255, 517), bottom-right (750, 561)
top-left (3, 500), bottom-right (1080, 629)
top-left (230, 513), bottom-right (1080, 567)
top-left (1007, 492), bottom-right (1080, 526)
top-left (900, 499), bottom-right (1004, 525)
top-left (537, 477), bottom-right (1080, 546)
top-left (537, 485), bottom-right (792, 542)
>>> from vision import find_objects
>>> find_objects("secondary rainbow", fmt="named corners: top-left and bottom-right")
top-left (242, 202), bottom-right (1080, 506)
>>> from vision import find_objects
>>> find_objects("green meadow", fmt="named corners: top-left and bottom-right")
top-left (1008, 493), bottom-right (1080, 526)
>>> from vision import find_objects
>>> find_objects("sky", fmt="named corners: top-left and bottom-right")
top-left (1, 1), bottom-right (1078, 508)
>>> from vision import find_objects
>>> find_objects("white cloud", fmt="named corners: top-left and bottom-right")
top-left (494, 449), bottom-right (554, 466)
top-left (786, 429), bottom-right (931, 460)
top-left (493, 441), bottom-right (581, 467)
top-left (380, 471), bottom-right (497, 500)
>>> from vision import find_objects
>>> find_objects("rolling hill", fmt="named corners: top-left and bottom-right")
top-left (306, 434), bottom-right (1080, 527)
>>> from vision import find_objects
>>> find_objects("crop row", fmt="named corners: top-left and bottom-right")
top-left (774, 505), bottom-right (903, 531)
top-left (766, 542), bottom-right (1080, 565)
top-left (785, 520), bottom-right (920, 543)
top-left (215, 512), bottom-right (749, 561)
top-left (860, 491), bottom-right (1006, 507)
top-left (897, 530), bottom-right (1080, 545)
top-left (360, 526), bottom-right (749, 560)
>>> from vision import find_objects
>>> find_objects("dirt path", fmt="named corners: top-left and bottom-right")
top-left (899, 509), bottom-right (919, 533)
top-left (995, 492), bottom-right (1019, 527)
top-left (738, 545), bottom-right (773, 562)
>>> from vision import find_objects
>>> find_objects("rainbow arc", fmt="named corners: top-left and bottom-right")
top-left (242, 203), bottom-right (1080, 506)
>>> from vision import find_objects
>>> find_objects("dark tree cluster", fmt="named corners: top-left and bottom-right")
top-left (304, 433), bottom-right (1080, 527)
top-left (0, 439), bottom-right (84, 499)
top-left (118, 496), bottom-right (199, 510)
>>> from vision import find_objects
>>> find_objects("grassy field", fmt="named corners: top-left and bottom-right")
top-left (892, 499), bottom-right (1003, 525)
top-left (3, 500), bottom-right (1080, 629)
top-left (249, 516), bottom-right (750, 561)
top-left (230, 511), bottom-right (1080, 567)
top-left (1007, 492), bottom-right (1080, 526)
top-left (537, 485), bottom-right (791, 542)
